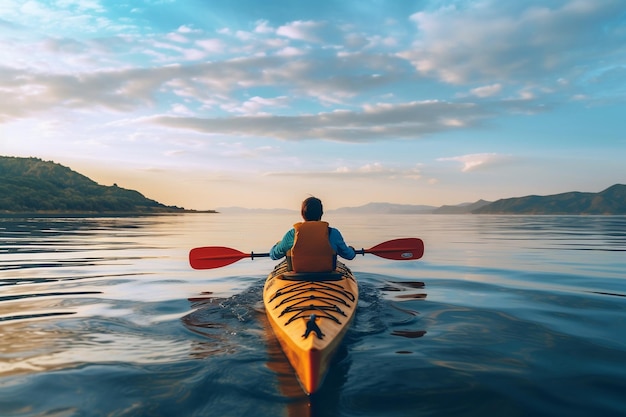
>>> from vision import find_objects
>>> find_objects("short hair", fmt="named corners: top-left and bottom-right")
top-left (301, 197), bottom-right (323, 221)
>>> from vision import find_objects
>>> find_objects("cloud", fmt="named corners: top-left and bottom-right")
top-left (149, 100), bottom-right (493, 143)
top-left (0, 47), bottom-right (414, 121)
top-left (5, 2), bottom-right (570, 130)
top-left (254, 20), bottom-right (274, 34)
top-left (1, 1), bottom-right (615, 148)
top-left (195, 38), bottom-right (224, 53)
top-left (437, 153), bottom-right (511, 172)
top-left (276, 20), bottom-right (326, 42)
top-left (170, 103), bottom-right (194, 116)
top-left (275, 46), bottom-right (306, 57)
top-left (6, 0), bottom-right (115, 36)
top-left (1, 17), bottom-right (422, 115)
top-left (221, 95), bottom-right (290, 115)
top-left (400, 0), bottom-right (626, 84)
top-left (265, 162), bottom-right (422, 180)
top-left (470, 84), bottom-right (502, 98)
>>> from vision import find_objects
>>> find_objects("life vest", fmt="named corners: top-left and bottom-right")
top-left (287, 221), bottom-right (336, 272)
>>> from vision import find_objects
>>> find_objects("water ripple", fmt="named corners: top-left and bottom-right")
top-left (2, 214), bottom-right (626, 417)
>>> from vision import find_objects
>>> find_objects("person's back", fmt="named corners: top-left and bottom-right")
top-left (290, 220), bottom-right (335, 272)
top-left (270, 197), bottom-right (356, 272)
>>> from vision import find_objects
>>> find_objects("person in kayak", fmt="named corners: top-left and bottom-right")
top-left (270, 197), bottom-right (356, 272)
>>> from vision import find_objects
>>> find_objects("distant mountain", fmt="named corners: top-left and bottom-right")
top-left (0, 156), bottom-right (213, 214)
top-left (330, 202), bottom-right (436, 214)
top-left (433, 199), bottom-right (492, 214)
top-left (5, 156), bottom-right (623, 216)
top-left (473, 184), bottom-right (626, 215)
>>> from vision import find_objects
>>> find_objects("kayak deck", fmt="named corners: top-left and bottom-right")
top-left (263, 260), bottom-right (358, 394)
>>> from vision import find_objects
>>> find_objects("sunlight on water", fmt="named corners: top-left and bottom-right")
top-left (1, 214), bottom-right (625, 416)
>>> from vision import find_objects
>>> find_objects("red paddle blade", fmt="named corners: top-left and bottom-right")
top-left (365, 238), bottom-right (424, 260)
top-left (189, 246), bottom-right (250, 269)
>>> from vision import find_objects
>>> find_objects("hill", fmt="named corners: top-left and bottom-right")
top-left (0, 156), bottom-right (210, 214)
top-left (433, 199), bottom-right (491, 214)
top-left (473, 184), bottom-right (626, 215)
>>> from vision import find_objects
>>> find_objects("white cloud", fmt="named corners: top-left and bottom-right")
top-left (265, 162), bottom-right (422, 181)
top-left (400, 0), bottom-right (626, 84)
top-left (358, 162), bottom-right (384, 173)
top-left (222, 95), bottom-right (289, 115)
top-left (470, 84), bottom-right (502, 98)
top-left (170, 103), bottom-right (194, 116)
top-left (196, 38), bottom-right (224, 53)
top-left (166, 32), bottom-right (188, 43)
top-left (254, 20), bottom-right (274, 34)
top-left (438, 153), bottom-right (509, 172)
top-left (275, 46), bottom-right (305, 57)
top-left (518, 89), bottom-right (535, 100)
top-left (177, 25), bottom-right (199, 34)
top-left (276, 20), bottom-right (324, 42)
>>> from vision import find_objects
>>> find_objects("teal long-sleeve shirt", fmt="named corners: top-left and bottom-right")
top-left (270, 227), bottom-right (356, 261)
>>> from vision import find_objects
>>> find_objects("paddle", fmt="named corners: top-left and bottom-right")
top-left (354, 237), bottom-right (424, 260)
top-left (189, 247), bottom-right (271, 270)
top-left (189, 238), bottom-right (424, 270)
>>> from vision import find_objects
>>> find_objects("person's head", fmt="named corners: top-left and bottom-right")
top-left (301, 197), bottom-right (323, 221)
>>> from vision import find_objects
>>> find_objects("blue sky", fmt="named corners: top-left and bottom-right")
top-left (1, 0), bottom-right (625, 210)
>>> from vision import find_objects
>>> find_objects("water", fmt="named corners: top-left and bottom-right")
top-left (1, 213), bottom-right (625, 417)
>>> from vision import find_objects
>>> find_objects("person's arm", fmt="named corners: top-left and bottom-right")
top-left (329, 228), bottom-right (356, 260)
top-left (270, 229), bottom-right (295, 260)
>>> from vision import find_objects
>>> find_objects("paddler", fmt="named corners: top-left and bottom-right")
top-left (270, 196), bottom-right (356, 272)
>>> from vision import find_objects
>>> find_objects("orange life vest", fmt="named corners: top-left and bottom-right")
top-left (288, 221), bottom-right (336, 272)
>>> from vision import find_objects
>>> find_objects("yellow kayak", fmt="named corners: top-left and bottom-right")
top-left (263, 260), bottom-right (358, 394)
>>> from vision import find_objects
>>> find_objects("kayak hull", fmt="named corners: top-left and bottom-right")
top-left (263, 260), bottom-right (358, 394)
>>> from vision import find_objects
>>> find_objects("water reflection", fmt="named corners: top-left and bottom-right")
top-left (475, 215), bottom-right (626, 252)
top-left (0, 215), bottom-right (193, 382)
top-left (259, 310), bottom-right (313, 417)
top-left (182, 288), bottom-right (315, 415)
top-left (181, 286), bottom-right (352, 417)
top-left (0, 216), bottom-right (181, 261)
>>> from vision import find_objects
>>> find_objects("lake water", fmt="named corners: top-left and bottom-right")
top-left (1, 213), bottom-right (625, 417)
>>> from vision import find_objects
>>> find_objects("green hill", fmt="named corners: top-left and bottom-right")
top-left (0, 156), bottom-right (207, 214)
top-left (473, 184), bottom-right (626, 215)
top-left (433, 199), bottom-right (491, 214)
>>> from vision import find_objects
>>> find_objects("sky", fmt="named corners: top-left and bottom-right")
top-left (1, 0), bottom-right (625, 210)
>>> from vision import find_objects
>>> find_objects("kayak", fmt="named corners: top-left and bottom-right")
top-left (263, 260), bottom-right (358, 394)
top-left (189, 238), bottom-right (423, 393)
